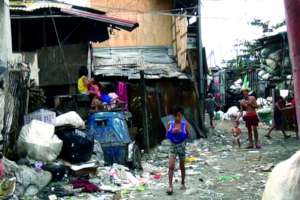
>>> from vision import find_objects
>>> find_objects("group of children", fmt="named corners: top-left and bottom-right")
top-left (77, 66), bottom-right (123, 111)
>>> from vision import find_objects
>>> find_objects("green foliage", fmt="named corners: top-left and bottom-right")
top-left (225, 18), bottom-right (286, 71)
top-left (250, 18), bottom-right (286, 34)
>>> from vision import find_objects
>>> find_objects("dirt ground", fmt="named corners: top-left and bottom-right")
top-left (130, 119), bottom-right (300, 200)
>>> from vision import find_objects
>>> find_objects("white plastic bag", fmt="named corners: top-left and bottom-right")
top-left (224, 106), bottom-right (239, 120)
top-left (262, 151), bottom-right (300, 200)
top-left (17, 120), bottom-right (63, 162)
top-left (54, 111), bottom-right (85, 128)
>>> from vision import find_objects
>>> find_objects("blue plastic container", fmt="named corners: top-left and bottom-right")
top-left (87, 112), bottom-right (132, 165)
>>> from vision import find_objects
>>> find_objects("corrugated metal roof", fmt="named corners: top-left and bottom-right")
top-left (10, 1), bottom-right (71, 11)
top-left (10, 0), bottom-right (138, 31)
top-left (61, 8), bottom-right (138, 31)
top-left (92, 46), bottom-right (188, 80)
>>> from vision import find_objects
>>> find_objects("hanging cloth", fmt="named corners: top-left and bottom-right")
top-left (117, 81), bottom-right (128, 110)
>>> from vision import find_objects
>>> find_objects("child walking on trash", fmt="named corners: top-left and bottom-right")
top-left (166, 106), bottom-right (190, 195)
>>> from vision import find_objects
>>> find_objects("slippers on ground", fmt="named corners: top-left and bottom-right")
top-left (166, 188), bottom-right (173, 195)
top-left (180, 185), bottom-right (187, 190)
top-left (255, 144), bottom-right (262, 149)
top-left (284, 135), bottom-right (291, 139)
top-left (265, 135), bottom-right (272, 139)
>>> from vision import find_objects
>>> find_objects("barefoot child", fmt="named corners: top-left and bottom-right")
top-left (232, 121), bottom-right (241, 148)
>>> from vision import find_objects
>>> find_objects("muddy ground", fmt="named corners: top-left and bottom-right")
top-left (130, 119), bottom-right (300, 200)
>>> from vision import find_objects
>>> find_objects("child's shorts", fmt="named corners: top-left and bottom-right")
top-left (169, 142), bottom-right (186, 161)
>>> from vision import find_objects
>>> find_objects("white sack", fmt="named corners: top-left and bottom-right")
top-left (17, 120), bottom-right (63, 162)
top-left (54, 111), bottom-right (85, 128)
top-left (223, 106), bottom-right (240, 120)
top-left (262, 151), bottom-right (300, 200)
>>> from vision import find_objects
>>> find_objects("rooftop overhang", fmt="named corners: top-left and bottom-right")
top-left (10, 1), bottom-right (139, 51)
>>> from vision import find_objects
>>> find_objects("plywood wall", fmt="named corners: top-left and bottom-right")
top-left (172, 16), bottom-right (188, 71)
top-left (91, 0), bottom-right (173, 47)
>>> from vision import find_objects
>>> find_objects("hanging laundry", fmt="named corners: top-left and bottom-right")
top-left (117, 81), bottom-right (128, 110)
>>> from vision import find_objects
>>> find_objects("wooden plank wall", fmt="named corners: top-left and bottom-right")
top-left (91, 0), bottom-right (173, 47)
top-left (172, 16), bottom-right (188, 71)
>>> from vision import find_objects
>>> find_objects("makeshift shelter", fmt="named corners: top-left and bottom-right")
top-left (92, 46), bottom-right (202, 148)
top-left (10, 0), bottom-right (138, 51)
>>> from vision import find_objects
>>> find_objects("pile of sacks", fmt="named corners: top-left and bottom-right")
top-left (18, 110), bottom-right (86, 163)
top-left (9, 109), bottom-right (97, 197)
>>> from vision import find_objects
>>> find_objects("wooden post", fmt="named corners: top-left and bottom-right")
top-left (197, 0), bottom-right (205, 130)
top-left (284, 0), bottom-right (300, 132)
top-left (155, 84), bottom-right (163, 118)
top-left (140, 71), bottom-right (150, 153)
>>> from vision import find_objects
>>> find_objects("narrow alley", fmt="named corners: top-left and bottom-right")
top-left (130, 120), bottom-right (300, 200)
top-left (1, 0), bottom-right (300, 200)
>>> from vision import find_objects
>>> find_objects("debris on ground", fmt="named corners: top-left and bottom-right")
top-left (1, 110), bottom-right (300, 200)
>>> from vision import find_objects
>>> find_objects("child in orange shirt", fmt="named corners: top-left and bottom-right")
top-left (232, 121), bottom-right (241, 148)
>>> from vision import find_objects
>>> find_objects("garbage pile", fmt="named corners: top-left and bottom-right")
top-left (259, 44), bottom-right (291, 80)
top-left (0, 109), bottom-right (143, 200)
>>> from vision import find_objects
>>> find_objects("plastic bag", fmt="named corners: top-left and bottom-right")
top-left (17, 120), bottom-right (63, 162)
top-left (54, 111), bottom-right (85, 128)
top-left (42, 164), bottom-right (66, 182)
top-left (93, 140), bottom-right (104, 161)
top-left (55, 128), bottom-right (94, 163)
top-left (24, 109), bottom-right (56, 125)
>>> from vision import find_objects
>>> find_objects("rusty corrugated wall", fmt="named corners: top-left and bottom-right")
top-left (1, 70), bottom-right (28, 157)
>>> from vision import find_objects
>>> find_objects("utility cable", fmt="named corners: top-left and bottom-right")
top-left (47, 0), bottom-right (72, 85)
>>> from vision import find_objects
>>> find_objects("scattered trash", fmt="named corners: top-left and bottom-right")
top-left (185, 155), bottom-right (199, 164)
top-left (261, 163), bottom-right (274, 172)
top-left (4, 158), bottom-right (52, 196)
top-left (246, 150), bottom-right (262, 161)
top-left (0, 177), bottom-right (16, 198)
top-left (34, 161), bottom-right (43, 171)
top-left (152, 173), bottom-right (161, 180)
top-left (218, 175), bottom-right (241, 182)
top-left (236, 186), bottom-right (247, 192)
top-left (135, 185), bottom-right (145, 192)
top-left (48, 194), bottom-right (58, 200)
top-left (71, 179), bottom-right (100, 193)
